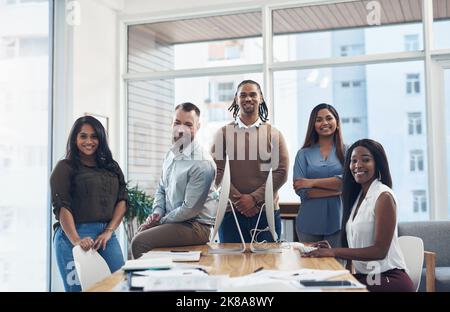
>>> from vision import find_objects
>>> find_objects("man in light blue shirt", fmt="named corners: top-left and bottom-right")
top-left (131, 103), bottom-right (217, 259)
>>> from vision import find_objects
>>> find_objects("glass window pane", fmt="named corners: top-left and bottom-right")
top-left (273, 0), bottom-right (423, 62)
top-left (274, 61), bottom-right (428, 221)
top-left (0, 0), bottom-right (50, 291)
top-left (127, 73), bottom-right (262, 195)
top-left (445, 68), bottom-right (450, 217)
top-left (433, 0), bottom-right (450, 50)
top-left (127, 12), bottom-right (262, 73)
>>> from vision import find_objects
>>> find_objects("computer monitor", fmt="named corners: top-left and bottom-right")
top-left (249, 169), bottom-right (282, 253)
top-left (208, 157), bottom-right (246, 254)
top-left (264, 169), bottom-right (278, 242)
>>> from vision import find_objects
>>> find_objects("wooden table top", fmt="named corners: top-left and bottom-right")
top-left (87, 243), bottom-right (365, 292)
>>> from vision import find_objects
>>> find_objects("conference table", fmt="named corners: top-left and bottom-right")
top-left (87, 243), bottom-right (366, 292)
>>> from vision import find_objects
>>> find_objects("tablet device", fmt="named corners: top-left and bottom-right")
top-left (300, 280), bottom-right (355, 287)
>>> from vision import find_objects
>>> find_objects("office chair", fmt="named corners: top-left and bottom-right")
top-left (72, 245), bottom-right (111, 291)
top-left (398, 235), bottom-right (424, 292)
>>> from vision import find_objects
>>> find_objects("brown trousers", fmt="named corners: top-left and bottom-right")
top-left (131, 221), bottom-right (211, 259)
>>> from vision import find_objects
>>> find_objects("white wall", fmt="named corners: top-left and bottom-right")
top-left (71, 0), bottom-right (121, 157)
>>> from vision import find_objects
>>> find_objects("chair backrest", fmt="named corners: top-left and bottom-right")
top-left (72, 245), bottom-right (111, 291)
top-left (398, 221), bottom-right (450, 267)
top-left (398, 236), bottom-right (424, 292)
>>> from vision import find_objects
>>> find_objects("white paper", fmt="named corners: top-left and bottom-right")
top-left (131, 269), bottom-right (207, 289)
top-left (141, 250), bottom-right (201, 262)
top-left (143, 275), bottom-right (228, 292)
top-left (257, 269), bottom-right (350, 281)
top-left (122, 258), bottom-right (173, 271)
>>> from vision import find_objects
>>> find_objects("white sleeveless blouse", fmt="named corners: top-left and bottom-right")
top-left (345, 179), bottom-right (408, 274)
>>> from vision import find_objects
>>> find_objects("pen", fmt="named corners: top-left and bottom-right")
top-left (196, 268), bottom-right (209, 275)
top-left (253, 266), bottom-right (264, 273)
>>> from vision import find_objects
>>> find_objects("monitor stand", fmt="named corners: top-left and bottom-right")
top-left (207, 200), bottom-right (246, 254)
top-left (249, 204), bottom-right (282, 253)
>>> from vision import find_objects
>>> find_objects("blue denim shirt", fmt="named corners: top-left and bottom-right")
top-left (293, 144), bottom-right (343, 235)
top-left (152, 140), bottom-right (217, 225)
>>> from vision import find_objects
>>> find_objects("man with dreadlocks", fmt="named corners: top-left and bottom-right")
top-left (211, 80), bottom-right (289, 243)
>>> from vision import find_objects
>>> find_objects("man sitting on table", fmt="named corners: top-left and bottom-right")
top-left (131, 102), bottom-right (217, 259)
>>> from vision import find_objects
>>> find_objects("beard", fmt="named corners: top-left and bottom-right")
top-left (172, 133), bottom-right (192, 152)
top-left (241, 102), bottom-right (257, 114)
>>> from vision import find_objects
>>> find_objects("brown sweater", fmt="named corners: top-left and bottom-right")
top-left (211, 122), bottom-right (289, 210)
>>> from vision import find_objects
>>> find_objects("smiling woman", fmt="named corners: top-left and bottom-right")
top-left (76, 124), bottom-right (99, 160)
top-left (293, 103), bottom-right (345, 248)
top-left (303, 139), bottom-right (414, 292)
top-left (50, 116), bottom-right (128, 291)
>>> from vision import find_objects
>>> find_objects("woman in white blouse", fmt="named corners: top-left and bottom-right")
top-left (302, 139), bottom-right (414, 292)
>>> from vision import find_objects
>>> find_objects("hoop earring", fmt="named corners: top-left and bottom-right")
top-left (378, 171), bottom-right (382, 181)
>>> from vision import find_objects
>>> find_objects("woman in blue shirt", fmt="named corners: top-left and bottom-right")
top-left (293, 103), bottom-right (345, 247)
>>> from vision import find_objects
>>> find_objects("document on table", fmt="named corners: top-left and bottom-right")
top-left (143, 275), bottom-right (229, 292)
top-left (130, 269), bottom-right (207, 289)
top-left (141, 250), bottom-right (202, 262)
top-left (122, 258), bottom-right (174, 271)
top-left (221, 269), bottom-right (360, 291)
top-left (249, 269), bottom-right (350, 281)
top-left (220, 275), bottom-right (306, 292)
top-left (253, 269), bottom-right (349, 281)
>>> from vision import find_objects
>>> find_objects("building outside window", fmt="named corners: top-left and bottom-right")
top-left (339, 44), bottom-right (364, 56)
top-left (413, 190), bottom-right (427, 213)
top-left (404, 34), bottom-right (419, 51)
top-left (340, 80), bottom-right (363, 88)
top-left (208, 41), bottom-right (243, 61)
top-left (406, 73), bottom-right (421, 94)
top-left (217, 82), bottom-right (234, 102)
top-left (410, 150), bottom-right (424, 172)
top-left (225, 44), bottom-right (241, 59)
top-left (408, 112), bottom-right (422, 135)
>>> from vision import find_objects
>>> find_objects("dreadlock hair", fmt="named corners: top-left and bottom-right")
top-left (228, 80), bottom-right (269, 122)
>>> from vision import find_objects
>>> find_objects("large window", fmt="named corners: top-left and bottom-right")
top-left (272, 0), bottom-right (423, 62)
top-left (0, 0), bottom-right (50, 291)
top-left (433, 0), bottom-right (450, 49)
top-left (127, 11), bottom-right (263, 197)
top-left (127, 73), bottom-right (261, 195)
top-left (274, 61), bottom-right (428, 222)
top-left (124, 0), bottom-right (450, 223)
top-left (127, 12), bottom-right (262, 73)
top-left (445, 68), bottom-right (450, 217)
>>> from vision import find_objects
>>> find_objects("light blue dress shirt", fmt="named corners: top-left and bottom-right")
top-left (152, 140), bottom-right (217, 225)
top-left (293, 144), bottom-right (343, 235)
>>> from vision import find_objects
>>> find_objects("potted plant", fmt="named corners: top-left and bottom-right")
top-left (123, 184), bottom-right (153, 256)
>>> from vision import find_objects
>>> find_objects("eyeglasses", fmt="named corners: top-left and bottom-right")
top-left (238, 92), bottom-right (259, 99)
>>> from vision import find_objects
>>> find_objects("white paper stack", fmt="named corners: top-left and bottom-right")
top-left (143, 275), bottom-right (228, 292)
top-left (141, 250), bottom-right (202, 262)
top-left (122, 258), bottom-right (173, 271)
